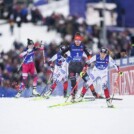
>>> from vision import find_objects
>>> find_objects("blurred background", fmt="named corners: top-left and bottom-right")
top-left (0, 0), bottom-right (134, 96)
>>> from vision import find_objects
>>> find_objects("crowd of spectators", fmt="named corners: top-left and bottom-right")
top-left (0, 24), bottom-right (134, 90)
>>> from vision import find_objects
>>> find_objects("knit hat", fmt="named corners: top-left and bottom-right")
top-left (74, 32), bottom-right (83, 41)
top-left (27, 38), bottom-right (34, 45)
top-left (100, 48), bottom-right (108, 54)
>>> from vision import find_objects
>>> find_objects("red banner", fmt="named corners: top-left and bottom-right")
top-left (109, 65), bottom-right (134, 95)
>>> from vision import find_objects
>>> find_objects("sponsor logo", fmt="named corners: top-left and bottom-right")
top-left (72, 49), bottom-right (83, 51)
top-left (109, 66), bottom-right (134, 95)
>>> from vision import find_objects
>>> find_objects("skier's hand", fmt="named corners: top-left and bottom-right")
top-left (80, 66), bottom-right (88, 77)
top-left (80, 71), bottom-right (85, 77)
top-left (118, 71), bottom-right (123, 76)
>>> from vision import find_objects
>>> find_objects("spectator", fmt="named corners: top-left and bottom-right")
top-left (9, 14), bottom-right (15, 35)
top-left (115, 48), bottom-right (128, 59)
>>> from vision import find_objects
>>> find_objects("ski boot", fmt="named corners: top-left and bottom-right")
top-left (69, 94), bottom-right (76, 103)
top-left (43, 89), bottom-right (52, 99)
top-left (75, 94), bottom-right (84, 102)
top-left (32, 86), bottom-right (40, 96)
top-left (15, 82), bottom-right (25, 98)
top-left (106, 98), bottom-right (114, 108)
top-left (15, 91), bottom-right (22, 98)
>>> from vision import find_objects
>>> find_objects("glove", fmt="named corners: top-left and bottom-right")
top-left (118, 71), bottom-right (123, 76)
top-left (80, 66), bottom-right (88, 77)
top-left (80, 71), bottom-right (85, 77)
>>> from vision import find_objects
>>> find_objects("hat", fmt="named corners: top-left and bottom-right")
top-left (27, 38), bottom-right (34, 45)
top-left (74, 32), bottom-right (83, 41)
top-left (100, 48), bottom-right (108, 54)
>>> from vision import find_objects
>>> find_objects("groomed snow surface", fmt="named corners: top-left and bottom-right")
top-left (0, 95), bottom-right (134, 134)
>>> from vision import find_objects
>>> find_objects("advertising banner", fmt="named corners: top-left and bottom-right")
top-left (109, 65), bottom-right (134, 95)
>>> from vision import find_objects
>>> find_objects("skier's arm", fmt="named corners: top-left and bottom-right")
top-left (49, 54), bottom-right (57, 62)
top-left (109, 56), bottom-right (123, 75)
top-left (83, 46), bottom-right (92, 59)
top-left (109, 56), bottom-right (119, 71)
top-left (19, 47), bottom-right (36, 58)
top-left (19, 51), bottom-right (27, 58)
top-left (86, 55), bottom-right (96, 65)
top-left (80, 55), bottom-right (96, 78)
top-left (19, 48), bottom-right (29, 58)
top-left (60, 45), bottom-right (70, 57)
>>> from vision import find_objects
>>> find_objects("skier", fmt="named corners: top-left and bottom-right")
top-left (76, 47), bottom-right (123, 107)
top-left (15, 39), bottom-right (44, 97)
top-left (43, 46), bottom-right (70, 98)
top-left (60, 32), bottom-right (101, 102)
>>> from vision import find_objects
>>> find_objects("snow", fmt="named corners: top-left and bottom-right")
top-left (0, 0), bottom-right (69, 52)
top-left (0, 23), bottom-right (62, 52)
top-left (0, 95), bottom-right (134, 134)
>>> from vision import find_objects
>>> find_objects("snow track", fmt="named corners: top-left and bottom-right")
top-left (0, 95), bottom-right (134, 134)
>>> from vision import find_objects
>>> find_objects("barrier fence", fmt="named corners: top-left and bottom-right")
top-left (0, 56), bottom-right (134, 97)
top-left (109, 57), bottom-right (134, 95)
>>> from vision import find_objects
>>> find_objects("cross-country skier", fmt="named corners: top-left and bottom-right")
top-left (76, 47), bottom-right (123, 107)
top-left (43, 46), bottom-right (70, 98)
top-left (15, 39), bottom-right (44, 97)
top-left (60, 32), bottom-right (101, 102)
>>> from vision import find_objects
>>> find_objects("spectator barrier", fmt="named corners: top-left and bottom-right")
top-left (109, 56), bottom-right (134, 95)
top-left (1, 56), bottom-right (134, 97)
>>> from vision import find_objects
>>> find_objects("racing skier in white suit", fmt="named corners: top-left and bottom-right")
top-left (76, 48), bottom-right (123, 107)
top-left (43, 48), bottom-right (70, 98)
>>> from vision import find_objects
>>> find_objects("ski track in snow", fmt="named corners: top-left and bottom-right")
top-left (0, 95), bottom-right (134, 134)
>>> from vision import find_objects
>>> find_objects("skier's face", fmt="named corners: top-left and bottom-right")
top-left (74, 40), bottom-right (81, 46)
top-left (28, 44), bottom-right (34, 49)
top-left (100, 52), bottom-right (107, 59)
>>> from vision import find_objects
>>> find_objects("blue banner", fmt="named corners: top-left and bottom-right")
top-left (69, 0), bottom-right (134, 27)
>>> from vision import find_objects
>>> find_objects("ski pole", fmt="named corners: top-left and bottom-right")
top-left (65, 76), bottom-right (81, 102)
top-left (40, 69), bottom-right (53, 96)
top-left (17, 54), bottom-right (28, 72)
